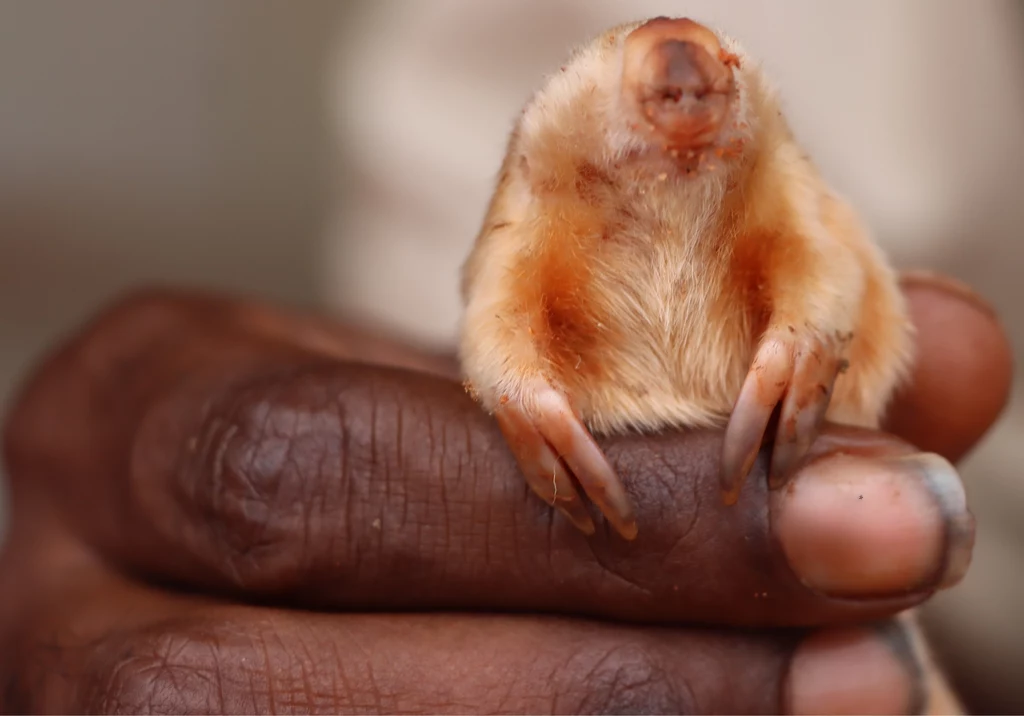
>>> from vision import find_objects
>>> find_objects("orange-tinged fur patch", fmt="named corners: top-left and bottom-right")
top-left (510, 198), bottom-right (618, 396)
top-left (728, 228), bottom-right (774, 339)
top-left (573, 160), bottom-right (614, 205)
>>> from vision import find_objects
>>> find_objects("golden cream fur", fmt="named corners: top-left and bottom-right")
top-left (460, 19), bottom-right (912, 439)
top-left (458, 16), bottom-right (957, 713)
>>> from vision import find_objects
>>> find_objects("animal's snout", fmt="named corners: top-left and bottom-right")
top-left (622, 17), bottom-right (735, 149)
top-left (643, 39), bottom-right (721, 102)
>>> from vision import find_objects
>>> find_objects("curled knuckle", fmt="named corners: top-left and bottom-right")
top-left (84, 618), bottom-right (354, 715)
top-left (185, 372), bottom-right (347, 588)
top-left (574, 644), bottom-right (697, 715)
top-left (85, 625), bottom-right (230, 714)
top-left (172, 364), bottom-right (471, 591)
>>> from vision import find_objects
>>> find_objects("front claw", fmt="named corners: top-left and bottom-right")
top-left (720, 332), bottom-right (846, 505)
top-left (493, 382), bottom-right (638, 540)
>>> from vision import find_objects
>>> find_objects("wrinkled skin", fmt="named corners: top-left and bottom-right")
top-left (0, 271), bottom-right (1012, 714)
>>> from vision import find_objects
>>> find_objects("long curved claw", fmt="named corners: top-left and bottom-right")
top-left (531, 388), bottom-right (637, 540)
top-left (721, 333), bottom-right (845, 505)
top-left (495, 383), bottom-right (637, 540)
top-left (494, 405), bottom-right (595, 535)
top-left (720, 337), bottom-right (793, 505)
top-left (768, 343), bottom-right (842, 488)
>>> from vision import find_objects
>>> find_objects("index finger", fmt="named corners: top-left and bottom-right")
top-left (2, 277), bottom-right (1011, 627)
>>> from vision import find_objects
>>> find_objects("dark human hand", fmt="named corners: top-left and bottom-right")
top-left (0, 272), bottom-right (1011, 714)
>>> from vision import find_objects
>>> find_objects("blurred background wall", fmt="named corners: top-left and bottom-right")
top-left (1, 0), bottom-right (1022, 712)
top-left (0, 1), bottom-right (341, 490)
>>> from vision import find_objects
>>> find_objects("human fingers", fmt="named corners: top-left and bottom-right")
top-left (2, 560), bottom-right (931, 715)
top-left (883, 270), bottom-right (1013, 462)
top-left (2, 284), bottom-right (1003, 626)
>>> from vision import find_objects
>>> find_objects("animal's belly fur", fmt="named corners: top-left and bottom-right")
top-left (572, 262), bottom-right (756, 436)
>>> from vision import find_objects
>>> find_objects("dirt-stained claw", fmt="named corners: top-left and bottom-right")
top-left (720, 337), bottom-right (793, 504)
top-left (719, 389), bottom-right (769, 505)
top-left (768, 341), bottom-right (842, 488)
top-left (494, 383), bottom-right (636, 540)
top-left (721, 333), bottom-right (846, 503)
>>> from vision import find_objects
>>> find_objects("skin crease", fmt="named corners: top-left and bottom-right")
top-left (0, 275), bottom-right (1011, 714)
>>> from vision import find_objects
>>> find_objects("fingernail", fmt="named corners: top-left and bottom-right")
top-left (773, 452), bottom-right (974, 599)
top-left (785, 621), bottom-right (926, 715)
top-left (899, 269), bottom-right (997, 320)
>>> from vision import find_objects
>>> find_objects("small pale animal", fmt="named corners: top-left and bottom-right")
top-left (459, 16), bottom-right (913, 539)
top-left (458, 18), bottom-right (968, 712)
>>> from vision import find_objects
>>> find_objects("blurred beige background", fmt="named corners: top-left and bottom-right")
top-left (1, 0), bottom-right (1022, 712)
